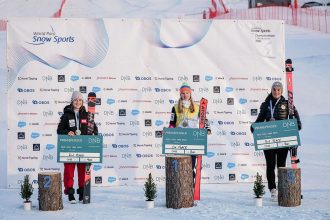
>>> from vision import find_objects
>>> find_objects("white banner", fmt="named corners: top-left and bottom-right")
top-left (7, 18), bottom-right (285, 188)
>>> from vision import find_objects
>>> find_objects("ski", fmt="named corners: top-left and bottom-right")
top-left (83, 92), bottom-right (96, 204)
top-left (286, 59), bottom-right (300, 168)
top-left (193, 98), bottom-right (208, 201)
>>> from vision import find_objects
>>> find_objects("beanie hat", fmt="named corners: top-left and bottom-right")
top-left (180, 82), bottom-right (192, 93)
top-left (271, 81), bottom-right (283, 91)
top-left (71, 91), bottom-right (83, 101)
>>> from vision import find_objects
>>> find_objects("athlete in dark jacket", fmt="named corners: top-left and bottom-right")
top-left (57, 91), bottom-right (98, 203)
top-left (251, 81), bottom-right (302, 201)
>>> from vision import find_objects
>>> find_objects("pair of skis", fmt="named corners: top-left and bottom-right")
top-left (285, 59), bottom-right (300, 169)
top-left (82, 92), bottom-right (97, 204)
top-left (193, 98), bottom-right (208, 201)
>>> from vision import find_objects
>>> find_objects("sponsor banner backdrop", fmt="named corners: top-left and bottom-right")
top-left (7, 18), bottom-right (285, 188)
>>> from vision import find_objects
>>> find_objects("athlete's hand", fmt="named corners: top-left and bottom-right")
top-left (68, 131), bottom-right (75, 136)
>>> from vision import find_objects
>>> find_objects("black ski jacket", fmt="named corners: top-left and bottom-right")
top-left (57, 104), bottom-right (98, 135)
top-left (251, 94), bottom-right (302, 132)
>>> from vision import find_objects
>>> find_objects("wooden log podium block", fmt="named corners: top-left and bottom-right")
top-left (165, 155), bottom-right (194, 209)
top-left (278, 167), bottom-right (301, 207)
top-left (38, 172), bottom-right (63, 211)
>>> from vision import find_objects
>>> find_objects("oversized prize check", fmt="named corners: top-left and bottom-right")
top-left (251, 119), bottom-right (301, 151)
top-left (162, 128), bottom-right (207, 155)
top-left (57, 135), bottom-right (103, 163)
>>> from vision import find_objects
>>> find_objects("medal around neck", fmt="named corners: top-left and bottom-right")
top-left (75, 130), bottom-right (81, 135)
top-left (182, 121), bottom-right (188, 127)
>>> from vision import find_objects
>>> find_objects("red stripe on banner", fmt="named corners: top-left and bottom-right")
top-left (52, 0), bottom-right (67, 18)
top-left (0, 20), bottom-right (7, 31)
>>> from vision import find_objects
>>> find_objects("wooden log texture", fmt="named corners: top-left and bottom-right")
top-left (38, 172), bottom-right (63, 211)
top-left (166, 155), bottom-right (194, 209)
top-left (278, 167), bottom-right (301, 207)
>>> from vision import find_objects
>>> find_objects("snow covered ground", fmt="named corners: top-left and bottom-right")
top-left (0, 0), bottom-right (330, 219)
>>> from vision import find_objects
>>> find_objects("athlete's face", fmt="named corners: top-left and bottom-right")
top-left (180, 91), bottom-right (191, 101)
top-left (272, 87), bottom-right (282, 99)
top-left (72, 98), bottom-right (83, 110)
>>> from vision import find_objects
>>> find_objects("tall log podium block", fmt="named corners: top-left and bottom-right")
top-left (165, 155), bottom-right (194, 209)
top-left (38, 172), bottom-right (63, 211)
top-left (278, 167), bottom-right (301, 207)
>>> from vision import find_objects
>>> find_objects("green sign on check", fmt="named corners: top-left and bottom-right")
top-left (162, 128), bottom-right (207, 155)
top-left (57, 135), bottom-right (103, 163)
top-left (251, 119), bottom-right (301, 151)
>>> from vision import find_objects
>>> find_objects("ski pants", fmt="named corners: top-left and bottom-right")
top-left (63, 163), bottom-right (86, 194)
top-left (264, 148), bottom-right (289, 190)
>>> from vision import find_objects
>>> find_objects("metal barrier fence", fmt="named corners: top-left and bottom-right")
top-left (214, 6), bottom-right (330, 34)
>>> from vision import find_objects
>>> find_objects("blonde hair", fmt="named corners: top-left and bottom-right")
top-left (178, 96), bottom-right (195, 113)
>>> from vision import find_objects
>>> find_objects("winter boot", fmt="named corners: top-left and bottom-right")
top-left (270, 188), bottom-right (277, 202)
top-left (68, 188), bottom-right (76, 204)
top-left (77, 188), bottom-right (84, 202)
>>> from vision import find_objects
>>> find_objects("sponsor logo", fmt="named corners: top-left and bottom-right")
top-left (202, 163), bottom-right (211, 169)
top-left (131, 109), bottom-right (140, 116)
top-left (79, 86), bottom-right (87, 93)
top-left (237, 109), bottom-right (246, 115)
top-left (95, 176), bottom-right (102, 184)
top-left (230, 141), bottom-right (240, 147)
top-left (18, 168), bottom-right (35, 172)
top-left (121, 153), bottom-right (132, 159)
top-left (213, 98), bottom-right (222, 105)
top-left (108, 177), bottom-right (117, 183)
top-left (155, 120), bottom-right (164, 126)
top-left (215, 162), bottom-right (222, 169)
top-left (58, 75), bottom-right (65, 82)
top-left (266, 77), bottom-right (282, 81)
top-left (239, 98), bottom-right (247, 104)
top-left (143, 164), bottom-right (153, 170)
top-left (145, 119), bottom-right (152, 126)
top-left (218, 121), bottom-right (234, 125)
top-left (42, 110), bottom-right (53, 117)
top-left (136, 153), bottom-right (153, 158)
top-left (206, 152), bottom-right (215, 158)
top-left (155, 131), bottom-right (163, 138)
top-left (213, 86), bottom-right (220, 93)
top-left (225, 87), bottom-right (233, 92)
top-left (251, 109), bottom-right (258, 116)
top-left (236, 88), bottom-right (245, 91)
top-left (141, 87), bottom-right (152, 93)
top-left (244, 142), bottom-right (254, 147)
top-left (205, 75), bottom-right (213, 81)
top-left (92, 87), bottom-right (101, 93)
top-left (17, 121), bottom-right (26, 128)
top-left (120, 75), bottom-right (131, 81)
top-left (70, 75), bottom-right (79, 81)
top-left (17, 132), bottom-right (25, 139)
top-left (17, 76), bottom-right (37, 80)
top-left (97, 76), bottom-right (116, 80)
top-left (32, 100), bottom-right (50, 105)
top-left (31, 132), bottom-right (40, 139)
top-left (154, 76), bottom-right (173, 80)
top-left (156, 165), bottom-right (165, 169)
top-left (42, 75), bottom-right (52, 82)
top-left (104, 110), bottom-right (114, 116)
top-left (17, 156), bottom-right (38, 160)
top-left (99, 133), bottom-right (115, 137)
top-left (42, 154), bottom-right (54, 161)
top-left (17, 88), bottom-right (35, 92)
top-left (93, 165), bottom-right (102, 171)
top-left (178, 76), bottom-right (188, 81)
top-left (112, 144), bottom-right (129, 148)
top-left (216, 130), bottom-right (227, 136)
top-left (227, 163), bottom-right (236, 169)
top-left (199, 87), bottom-right (209, 93)
top-left (229, 174), bottom-right (236, 181)
top-left (154, 99), bottom-right (165, 105)
top-left (119, 109), bottom-right (126, 116)
top-left (230, 131), bottom-right (246, 136)
top-left (45, 144), bottom-right (55, 150)
top-left (229, 77), bottom-right (248, 80)
top-left (252, 76), bottom-right (263, 81)
top-left (214, 175), bottom-right (225, 181)
top-left (241, 174), bottom-right (249, 180)
top-left (193, 75), bottom-right (200, 82)
top-left (155, 88), bottom-right (171, 92)
top-left (254, 151), bottom-right (264, 157)
top-left (17, 99), bottom-right (27, 106)
top-left (227, 98), bottom-right (234, 105)
top-left (135, 76), bottom-right (152, 80)
top-left (17, 144), bottom-right (28, 151)
top-left (33, 144), bottom-right (40, 151)
top-left (106, 99), bottom-right (115, 105)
